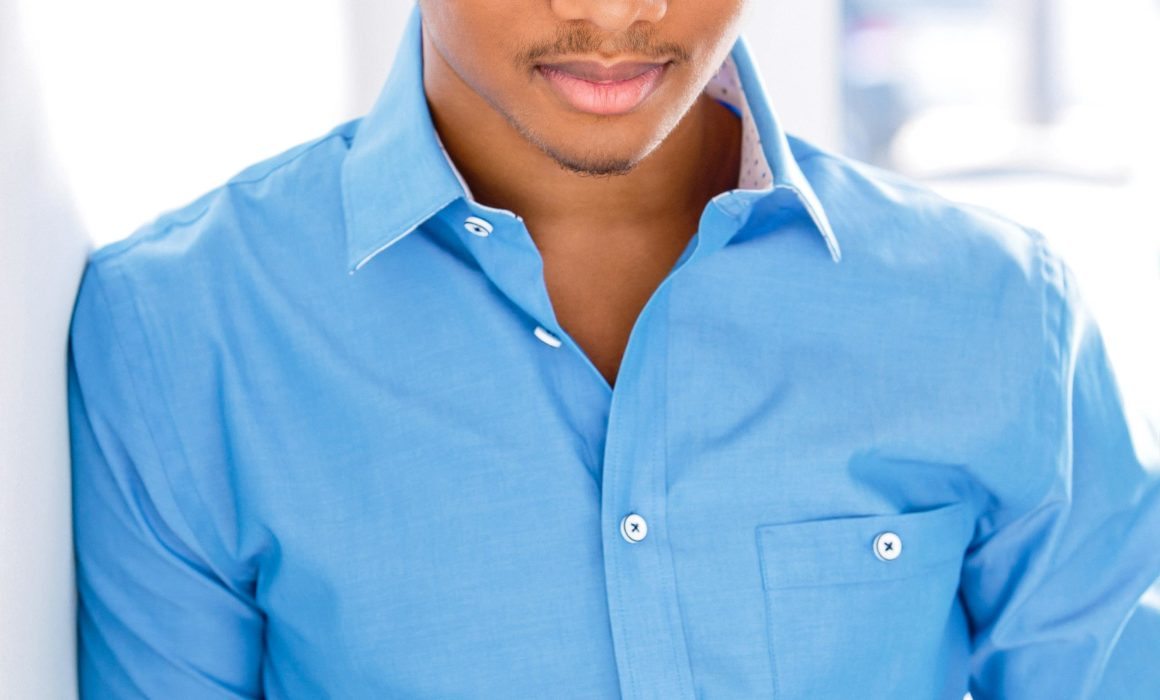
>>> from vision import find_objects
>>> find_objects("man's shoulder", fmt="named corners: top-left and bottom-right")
top-left (788, 133), bottom-right (1058, 308)
top-left (71, 118), bottom-right (366, 360)
top-left (86, 118), bottom-right (361, 286)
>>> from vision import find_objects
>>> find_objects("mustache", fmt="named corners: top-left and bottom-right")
top-left (517, 24), bottom-right (691, 66)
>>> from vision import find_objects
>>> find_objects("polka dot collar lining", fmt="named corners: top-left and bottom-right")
top-left (703, 53), bottom-right (774, 191)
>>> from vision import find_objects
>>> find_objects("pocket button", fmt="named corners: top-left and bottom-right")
top-left (873, 531), bottom-right (902, 561)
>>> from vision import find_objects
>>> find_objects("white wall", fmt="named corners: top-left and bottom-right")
top-left (343, 0), bottom-right (416, 117)
top-left (0, 1), bottom-right (86, 697)
top-left (18, 0), bottom-right (351, 246)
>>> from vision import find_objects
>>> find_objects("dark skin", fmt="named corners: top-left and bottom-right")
top-left (420, 0), bottom-right (747, 388)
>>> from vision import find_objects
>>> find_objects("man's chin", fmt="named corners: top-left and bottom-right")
top-left (549, 152), bottom-right (638, 177)
top-left (502, 109), bottom-right (663, 177)
top-left (533, 135), bottom-right (657, 177)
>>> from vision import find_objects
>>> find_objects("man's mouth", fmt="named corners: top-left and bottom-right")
top-left (536, 60), bottom-right (670, 116)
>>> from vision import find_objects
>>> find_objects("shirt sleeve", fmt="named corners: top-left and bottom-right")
top-left (68, 259), bottom-right (265, 698)
top-left (961, 234), bottom-right (1160, 699)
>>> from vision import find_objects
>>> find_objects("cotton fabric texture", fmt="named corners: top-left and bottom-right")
top-left (68, 4), bottom-right (1160, 698)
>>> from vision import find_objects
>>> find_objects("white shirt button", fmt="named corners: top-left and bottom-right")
top-left (533, 325), bottom-right (562, 347)
top-left (620, 513), bottom-right (648, 543)
top-left (873, 531), bottom-right (902, 561)
top-left (463, 216), bottom-right (493, 237)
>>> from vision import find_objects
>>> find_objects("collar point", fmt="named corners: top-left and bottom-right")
top-left (826, 238), bottom-right (843, 264)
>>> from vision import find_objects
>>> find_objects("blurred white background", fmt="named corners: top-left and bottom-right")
top-left (3, 0), bottom-right (1157, 697)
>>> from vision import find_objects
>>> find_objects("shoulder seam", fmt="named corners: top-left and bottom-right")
top-left (1008, 226), bottom-right (1071, 514)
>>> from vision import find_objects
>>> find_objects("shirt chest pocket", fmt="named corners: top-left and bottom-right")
top-left (755, 501), bottom-right (975, 699)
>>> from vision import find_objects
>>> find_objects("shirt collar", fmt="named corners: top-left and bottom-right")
top-left (342, 4), bottom-right (841, 275)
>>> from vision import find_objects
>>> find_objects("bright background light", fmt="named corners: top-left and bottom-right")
top-left (16, 0), bottom-right (353, 244)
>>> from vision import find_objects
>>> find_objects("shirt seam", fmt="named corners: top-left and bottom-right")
top-left (662, 293), bottom-right (696, 698)
top-left (997, 227), bottom-right (1070, 519)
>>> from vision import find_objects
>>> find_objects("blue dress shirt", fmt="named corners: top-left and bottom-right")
top-left (68, 4), bottom-right (1160, 698)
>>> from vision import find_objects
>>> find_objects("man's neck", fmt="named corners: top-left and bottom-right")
top-left (421, 35), bottom-right (742, 253)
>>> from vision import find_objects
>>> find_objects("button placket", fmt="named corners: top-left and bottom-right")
top-left (599, 280), bottom-right (697, 700)
top-left (452, 204), bottom-right (562, 349)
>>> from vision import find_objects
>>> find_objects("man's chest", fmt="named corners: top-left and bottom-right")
top-left (199, 243), bottom-right (1034, 698)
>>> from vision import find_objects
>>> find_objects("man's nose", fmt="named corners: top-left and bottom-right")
top-left (549, 0), bottom-right (667, 33)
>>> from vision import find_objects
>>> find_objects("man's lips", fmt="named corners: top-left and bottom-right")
top-left (538, 60), bottom-right (664, 83)
top-left (536, 60), bottom-right (670, 116)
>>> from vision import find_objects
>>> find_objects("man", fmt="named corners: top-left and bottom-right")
top-left (68, 1), bottom-right (1160, 698)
